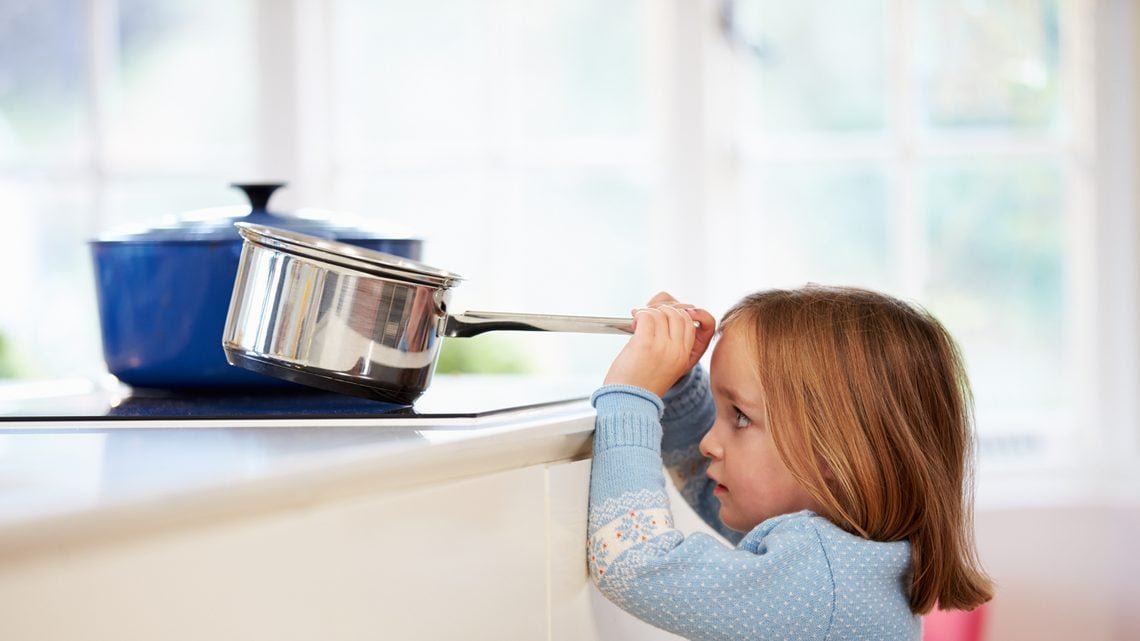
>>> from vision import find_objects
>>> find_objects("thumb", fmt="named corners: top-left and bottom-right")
top-left (685, 308), bottom-right (717, 367)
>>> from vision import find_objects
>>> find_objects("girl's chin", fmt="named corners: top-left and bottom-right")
top-left (718, 509), bottom-right (748, 533)
top-left (718, 507), bottom-right (765, 533)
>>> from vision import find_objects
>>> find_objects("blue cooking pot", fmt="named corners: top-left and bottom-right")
top-left (90, 183), bottom-right (423, 388)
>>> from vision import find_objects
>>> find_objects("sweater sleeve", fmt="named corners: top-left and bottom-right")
top-left (658, 366), bottom-right (740, 543)
top-left (588, 386), bottom-right (836, 641)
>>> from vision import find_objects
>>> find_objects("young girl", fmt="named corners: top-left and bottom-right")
top-left (588, 286), bottom-right (993, 641)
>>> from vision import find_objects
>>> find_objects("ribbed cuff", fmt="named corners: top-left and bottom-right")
top-left (590, 384), bottom-right (664, 452)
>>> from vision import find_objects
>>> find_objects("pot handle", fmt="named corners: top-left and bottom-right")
top-left (444, 311), bottom-right (633, 338)
top-left (232, 182), bottom-right (287, 217)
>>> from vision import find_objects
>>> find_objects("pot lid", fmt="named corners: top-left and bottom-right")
top-left (236, 222), bottom-right (463, 289)
top-left (93, 183), bottom-right (421, 243)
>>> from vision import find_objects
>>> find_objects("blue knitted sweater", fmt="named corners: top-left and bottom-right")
top-left (588, 367), bottom-right (920, 641)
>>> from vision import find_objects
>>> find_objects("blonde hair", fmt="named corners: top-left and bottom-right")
top-left (721, 285), bottom-right (993, 615)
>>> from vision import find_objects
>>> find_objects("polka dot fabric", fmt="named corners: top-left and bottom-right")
top-left (588, 372), bottom-right (920, 641)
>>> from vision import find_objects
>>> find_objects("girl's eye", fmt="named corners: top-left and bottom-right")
top-left (733, 408), bottom-right (752, 429)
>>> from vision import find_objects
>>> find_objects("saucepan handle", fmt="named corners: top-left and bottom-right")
top-left (444, 311), bottom-right (634, 338)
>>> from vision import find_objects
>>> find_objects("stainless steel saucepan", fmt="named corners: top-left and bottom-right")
top-left (222, 223), bottom-right (631, 404)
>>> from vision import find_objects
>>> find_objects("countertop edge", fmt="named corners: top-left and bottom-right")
top-left (0, 401), bottom-right (598, 563)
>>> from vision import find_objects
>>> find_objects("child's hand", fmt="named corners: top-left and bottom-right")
top-left (603, 294), bottom-right (716, 397)
top-left (645, 292), bottom-right (716, 375)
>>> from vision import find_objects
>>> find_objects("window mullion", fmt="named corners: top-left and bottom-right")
top-left (890, 0), bottom-right (922, 299)
top-left (251, 0), bottom-right (303, 207)
top-left (86, 0), bottom-right (118, 234)
top-left (293, 0), bottom-right (336, 203)
top-left (659, 0), bottom-right (720, 303)
top-left (1087, 0), bottom-right (1140, 467)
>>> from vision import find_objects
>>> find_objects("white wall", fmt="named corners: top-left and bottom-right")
top-left (974, 504), bottom-right (1140, 641)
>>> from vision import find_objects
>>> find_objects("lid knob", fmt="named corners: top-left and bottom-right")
top-left (232, 182), bottom-right (287, 215)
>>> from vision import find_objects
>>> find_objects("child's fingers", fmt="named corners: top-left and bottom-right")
top-left (606, 305), bottom-right (698, 395)
top-left (631, 307), bottom-right (664, 339)
top-left (658, 305), bottom-right (696, 354)
top-left (650, 299), bottom-right (694, 312)
top-left (663, 305), bottom-right (692, 342)
top-left (646, 292), bottom-right (701, 320)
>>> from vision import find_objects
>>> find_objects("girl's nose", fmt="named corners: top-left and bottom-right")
top-left (699, 424), bottom-right (723, 460)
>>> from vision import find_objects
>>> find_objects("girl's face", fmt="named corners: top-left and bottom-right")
top-left (699, 326), bottom-right (823, 532)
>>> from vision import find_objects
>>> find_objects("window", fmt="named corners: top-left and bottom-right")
top-left (0, 0), bottom-right (257, 377)
top-left (1, 0), bottom-right (1135, 471)
top-left (707, 0), bottom-right (1114, 470)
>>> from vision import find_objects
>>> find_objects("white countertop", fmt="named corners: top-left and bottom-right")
top-left (0, 378), bottom-right (599, 561)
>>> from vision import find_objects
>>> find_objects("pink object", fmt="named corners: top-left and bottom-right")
top-left (922, 603), bottom-right (989, 641)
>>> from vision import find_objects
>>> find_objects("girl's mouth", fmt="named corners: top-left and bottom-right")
top-left (713, 483), bottom-right (728, 496)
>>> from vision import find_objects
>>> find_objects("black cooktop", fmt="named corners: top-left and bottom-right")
top-left (0, 375), bottom-right (597, 422)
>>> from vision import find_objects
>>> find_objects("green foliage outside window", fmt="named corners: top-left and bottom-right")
top-left (0, 330), bottom-right (18, 378)
top-left (434, 335), bottom-right (531, 375)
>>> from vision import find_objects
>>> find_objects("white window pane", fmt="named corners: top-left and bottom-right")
top-left (0, 0), bottom-right (88, 166)
top-left (0, 179), bottom-right (103, 379)
top-left (922, 161), bottom-right (1069, 422)
top-left (338, 167), bottom-right (653, 308)
top-left (334, 0), bottom-right (488, 146)
top-left (101, 177), bottom-right (247, 230)
top-left (733, 0), bottom-right (889, 135)
top-left (338, 168), bottom-right (651, 376)
top-left (493, 169), bottom-right (652, 376)
top-left (499, 169), bottom-right (653, 311)
top-left (514, 0), bottom-right (648, 138)
top-left (738, 163), bottom-right (894, 289)
top-left (917, 0), bottom-right (1061, 131)
top-left (333, 169), bottom-right (487, 270)
top-left (107, 0), bottom-right (256, 166)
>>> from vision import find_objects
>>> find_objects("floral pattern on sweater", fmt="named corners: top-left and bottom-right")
top-left (588, 505), bottom-right (673, 581)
